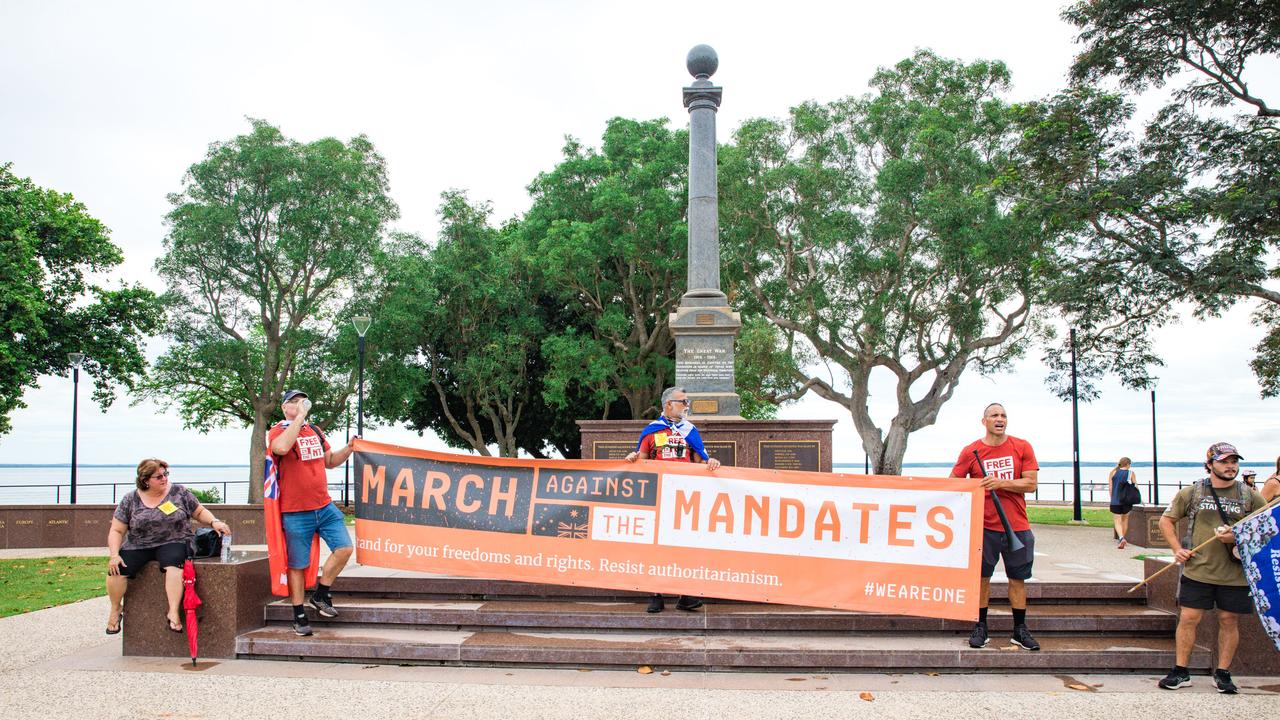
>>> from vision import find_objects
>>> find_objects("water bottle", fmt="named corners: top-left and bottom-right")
top-left (220, 534), bottom-right (233, 562)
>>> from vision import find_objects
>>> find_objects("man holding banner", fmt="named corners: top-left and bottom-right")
top-left (269, 389), bottom-right (359, 636)
top-left (950, 402), bottom-right (1040, 652)
top-left (625, 386), bottom-right (720, 613)
top-left (1156, 442), bottom-right (1264, 693)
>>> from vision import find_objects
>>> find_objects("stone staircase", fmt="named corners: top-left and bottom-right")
top-left (235, 575), bottom-right (1210, 672)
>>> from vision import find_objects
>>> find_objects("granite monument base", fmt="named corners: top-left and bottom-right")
top-left (120, 552), bottom-right (274, 660)
top-left (1144, 556), bottom-right (1280, 673)
top-left (578, 418), bottom-right (836, 472)
top-left (0, 504), bottom-right (267, 549)
top-left (1125, 505), bottom-right (1184, 548)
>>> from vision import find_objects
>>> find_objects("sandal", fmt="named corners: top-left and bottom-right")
top-left (105, 612), bottom-right (123, 635)
top-left (167, 618), bottom-right (184, 633)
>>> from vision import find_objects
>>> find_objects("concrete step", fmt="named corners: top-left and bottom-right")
top-left (329, 574), bottom-right (1148, 604)
top-left (235, 625), bottom-right (1210, 672)
top-left (266, 597), bottom-right (1177, 634)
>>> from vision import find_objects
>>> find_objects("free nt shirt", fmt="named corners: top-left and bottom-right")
top-left (1163, 480), bottom-right (1266, 586)
top-left (268, 421), bottom-right (332, 512)
top-left (950, 436), bottom-right (1038, 532)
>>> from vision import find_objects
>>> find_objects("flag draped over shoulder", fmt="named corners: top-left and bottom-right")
top-left (263, 436), bottom-right (320, 597)
top-left (636, 418), bottom-right (709, 461)
top-left (1234, 501), bottom-right (1280, 652)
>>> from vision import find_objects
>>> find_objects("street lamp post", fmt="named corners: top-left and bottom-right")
top-left (352, 316), bottom-right (371, 438)
top-left (343, 403), bottom-right (351, 507)
top-left (1070, 329), bottom-right (1082, 523)
top-left (1150, 389), bottom-right (1159, 506)
top-left (68, 352), bottom-right (85, 504)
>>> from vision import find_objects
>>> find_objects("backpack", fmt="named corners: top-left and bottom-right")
top-left (1182, 478), bottom-right (1253, 549)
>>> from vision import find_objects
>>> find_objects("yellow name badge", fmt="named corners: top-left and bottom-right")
top-left (157, 501), bottom-right (178, 516)
top-left (654, 432), bottom-right (669, 448)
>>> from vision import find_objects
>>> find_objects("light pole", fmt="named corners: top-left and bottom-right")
top-left (68, 352), bottom-right (85, 504)
top-left (1150, 389), bottom-right (1159, 505)
top-left (343, 402), bottom-right (351, 507)
top-left (1070, 329), bottom-right (1082, 523)
top-left (353, 316), bottom-right (371, 438)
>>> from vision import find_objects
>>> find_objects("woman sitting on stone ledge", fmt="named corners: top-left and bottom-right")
top-left (104, 458), bottom-right (230, 634)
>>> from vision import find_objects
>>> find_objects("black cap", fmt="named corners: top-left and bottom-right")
top-left (281, 389), bottom-right (308, 403)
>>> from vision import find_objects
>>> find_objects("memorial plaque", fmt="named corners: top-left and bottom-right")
top-left (759, 440), bottom-right (821, 472)
top-left (8, 511), bottom-right (39, 547)
top-left (703, 440), bottom-right (736, 467)
top-left (675, 338), bottom-right (735, 392)
top-left (696, 313), bottom-right (715, 326)
top-left (593, 441), bottom-right (635, 460)
top-left (691, 399), bottom-right (719, 415)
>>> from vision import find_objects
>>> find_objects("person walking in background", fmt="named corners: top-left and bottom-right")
top-left (1156, 442), bottom-right (1264, 693)
top-left (270, 389), bottom-right (360, 636)
top-left (950, 402), bottom-right (1040, 652)
top-left (105, 458), bottom-right (230, 634)
top-left (1108, 457), bottom-right (1138, 549)
top-left (625, 386), bottom-right (720, 614)
top-left (1260, 456), bottom-right (1280, 502)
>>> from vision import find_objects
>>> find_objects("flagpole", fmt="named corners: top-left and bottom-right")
top-left (1128, 495), bottom-right (1280, 593)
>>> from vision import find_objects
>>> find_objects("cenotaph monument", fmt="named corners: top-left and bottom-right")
top-left (578, 45), bottom-right (835, 471)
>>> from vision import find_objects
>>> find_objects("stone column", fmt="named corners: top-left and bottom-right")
top-left (670, 44), bottom-right (742, 418)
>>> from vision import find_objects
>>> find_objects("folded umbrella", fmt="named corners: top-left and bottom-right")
top-left (182, 557), bottom-right (202, 666)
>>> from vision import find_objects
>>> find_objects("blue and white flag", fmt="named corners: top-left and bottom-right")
top-left (1234, 500), bottom-right (1280, 652)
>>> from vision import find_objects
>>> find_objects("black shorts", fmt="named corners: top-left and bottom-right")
top-left (981, 528), bottom-right (1035, 580)
top-left (1109, 503), bottom-right (1133, 515)
top-left (1177, 576), bottom-right (1253, 614)
top-left (115, 541), bottom-right (188, 579)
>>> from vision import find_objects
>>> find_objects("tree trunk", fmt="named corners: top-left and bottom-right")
top-left (246, 407), bottom-right (269, 504)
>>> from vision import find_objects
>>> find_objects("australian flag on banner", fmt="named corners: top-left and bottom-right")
top-left (1234, 500), bottom-right (1280, 651)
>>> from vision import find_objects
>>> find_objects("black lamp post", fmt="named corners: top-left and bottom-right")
top-left (1069, 329), bottom-right (1082, 523)
top-left (343, 402), bottom-right (351, 507)
top-left (353, 316), bottom-right (371, 437)
top-left (68, 352), bottom-right (85, 504)
top-left (1150, 389), bottom-right (1159, 505)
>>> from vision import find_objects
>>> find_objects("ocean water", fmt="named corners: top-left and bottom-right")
top-left (0, 460), bottom-right (1271, 506)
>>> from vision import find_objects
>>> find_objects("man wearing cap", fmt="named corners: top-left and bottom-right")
top-left (269, 389), bottom-right (360, 636)
top-left (1157, 442), bottom-right (1265, 693)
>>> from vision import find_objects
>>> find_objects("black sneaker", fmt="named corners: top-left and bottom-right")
top-left (292, 618), bottom-right (313, 637)
top-left (675, 596), bottom-right (704, 612)
top-left (308, 594), bottom-right (338, 618)
top-left (1158, 668), bottom-right (1192, 690)
top-left (1011, 624), bottom-right (1040, 651)
top-left (646, 595), bottom-right (664, 613)
top-left (968, 622), bottom-right (989, 648)
top-left (1214, 668), bottom-right (1238, 694)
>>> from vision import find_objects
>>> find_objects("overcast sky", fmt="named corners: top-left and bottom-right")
top-left (1, 1), bottom-right (1276, 469)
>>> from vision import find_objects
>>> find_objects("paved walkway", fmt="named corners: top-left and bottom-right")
top-left (4, 523), bottom-right (1280, 718)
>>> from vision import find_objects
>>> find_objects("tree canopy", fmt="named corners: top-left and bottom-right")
top-left (144, 120), bottom-right (397, 499)
top-left (0, 164), bottom-right (162, 435)
top-left (721, 50), bottom-right (1060, 474)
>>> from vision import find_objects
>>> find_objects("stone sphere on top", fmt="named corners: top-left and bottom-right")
top-left (687, 45), bottom-right (718, 79)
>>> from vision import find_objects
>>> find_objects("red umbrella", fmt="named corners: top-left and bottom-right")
top-left (182, 558), bottom-right (202, 666)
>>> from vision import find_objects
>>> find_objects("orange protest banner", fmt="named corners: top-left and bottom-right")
top-left (351, 439), bottom-right (984, 621)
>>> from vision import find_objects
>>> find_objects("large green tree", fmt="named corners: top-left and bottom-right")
top-left (720, 51), bottom-right (1060, 474)
top-left (524, 118), bottom-right (689, 420)
top-left (144, 120), bottom-right (397, 500)
top-left (368, 192), bottom-right (564, 457)
top-left (0, 164), bottom-right (162, 435)
top-left (1047, 0), bottom-right (1280, 394)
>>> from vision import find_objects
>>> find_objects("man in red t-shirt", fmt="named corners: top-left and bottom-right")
top-left (950, 402), bottom-right (1040, 652)
top-left (268, 389), bottom-right (360, 636)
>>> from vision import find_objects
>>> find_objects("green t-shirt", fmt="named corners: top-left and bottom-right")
top-left (1163, 479), bottom-right (1266, 586)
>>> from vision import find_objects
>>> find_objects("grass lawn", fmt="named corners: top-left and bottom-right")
top-left (0, 556), bottom-right (107, 618)
top-left (1027, 506), bottom-right (1115, 527)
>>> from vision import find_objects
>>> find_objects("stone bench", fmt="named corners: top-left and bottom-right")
top-left (121, 551), bottom-right (274, 660)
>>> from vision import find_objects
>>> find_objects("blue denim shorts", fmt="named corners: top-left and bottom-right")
top-left (281, 503), bottom-right (352, 569)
